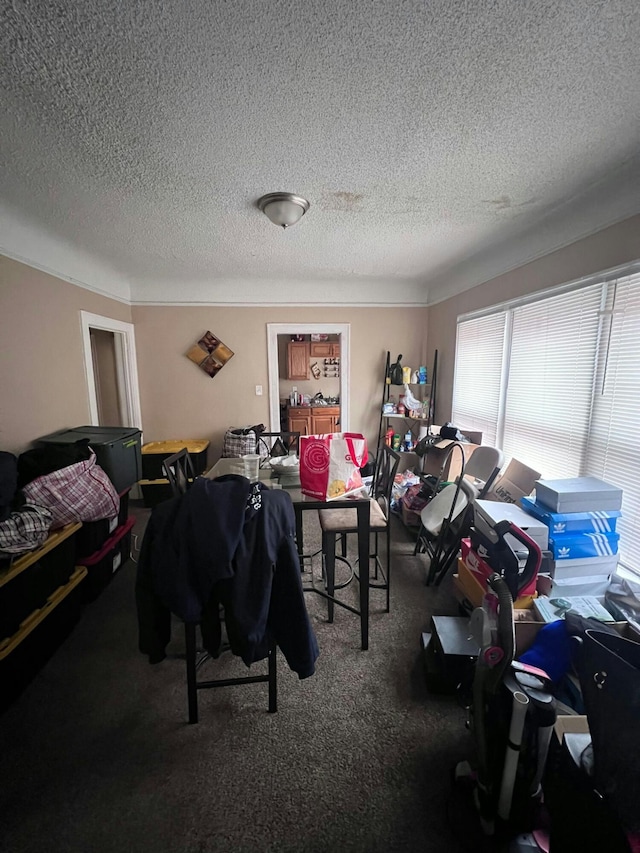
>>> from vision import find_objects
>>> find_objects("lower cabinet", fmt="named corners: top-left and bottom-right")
top-left (288, 406), bottom-right (340, 435)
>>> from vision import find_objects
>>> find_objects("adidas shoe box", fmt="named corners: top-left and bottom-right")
top-left (520, 496), bottom-right (621, 534)
top-left (549, 530), bottom-right (619, 561)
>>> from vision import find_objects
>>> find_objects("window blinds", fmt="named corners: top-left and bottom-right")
top-left (452, 312), bottom-right (506, 447)
top-left (584, 274), bottom-right (640, 573)
top-left (452, 268), bottom-right (640, 575)
top-left (501, 283), bottom-right (603, 479)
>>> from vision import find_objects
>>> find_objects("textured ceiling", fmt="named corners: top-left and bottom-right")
top-left (1, 0), bottom-right (639, 305)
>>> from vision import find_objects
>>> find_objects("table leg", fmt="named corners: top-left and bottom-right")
top-left (294, 505), bottom-right (303, 562)
top-left (357, 501), bottom-right (369, 650)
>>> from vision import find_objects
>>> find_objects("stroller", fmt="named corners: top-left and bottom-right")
top-left (456, 521), bottom-right (557, 846)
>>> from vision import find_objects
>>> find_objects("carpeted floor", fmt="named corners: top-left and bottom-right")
top-left (0, 504), bottom-right (491, 853)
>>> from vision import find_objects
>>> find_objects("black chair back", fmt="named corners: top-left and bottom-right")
top-left (371, 445), bottom-right (401, 513)
top-left (162, 448), bottom-right (196, 497)
top-left (256, 432), bottom-right (301, 467)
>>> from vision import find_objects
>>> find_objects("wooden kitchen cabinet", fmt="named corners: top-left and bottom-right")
top-left (288, 406), bottom-right (340, 435)
top-left (310, 342), bottom-right (340, 358)
top-left (311, 408), bottom-right (340, 434)
top-left (288, 408), bottom-right (312, 436)
top-left (287, 342), bottom-right (310, 380)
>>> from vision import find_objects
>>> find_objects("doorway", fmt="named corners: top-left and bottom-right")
top-left (267, 323), bottom-right (350, 433)
top-left (80, 312), bottom-right (142, 430)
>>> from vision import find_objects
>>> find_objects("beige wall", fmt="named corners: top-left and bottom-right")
top-left (131, 305), bottom-right (429, 460)
top-left (0, 256), bottom-right (132, 454)
top-left (3, 212), bottom-right (638, 462)
top-left (427, 215), bottom-right (640, 421)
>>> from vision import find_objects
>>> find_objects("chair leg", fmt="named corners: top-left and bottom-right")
top-left (322, 531), bottom-right (336, 623)
top-left (385, 526), bottom-right (391, 612)
top-left (373, 532), bottom-right (379, 579)
top-left (185, 622), bottom-right (198, 724)
top-left (413, 524), bottom-right (426, 556)
top-left (340, 532), bottom-right (347, 558)
top-left (268, 641), bottom-right (277, 713)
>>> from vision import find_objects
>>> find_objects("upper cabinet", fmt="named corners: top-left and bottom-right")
top-left (287, 341), bottom-right (310, 380)
top-left (310, 342), bottom-right (340, 358)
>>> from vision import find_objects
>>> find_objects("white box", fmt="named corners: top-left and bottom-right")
top-left (534, 476), bottom-right (623, 513)
top-left (552, 554), bottom-right (618, 580)
top-left (550, 574), bottom-right (611, 599)
top-left (474, 499), bottom-right (549, 551)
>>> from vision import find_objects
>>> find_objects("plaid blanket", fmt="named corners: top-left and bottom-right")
top-left (0, 503), bottom-right (53, 556)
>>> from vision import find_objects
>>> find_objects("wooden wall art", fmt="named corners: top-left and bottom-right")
top-left (186, 331), bottom-right (234, 378)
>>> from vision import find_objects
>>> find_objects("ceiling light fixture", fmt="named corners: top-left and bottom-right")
top-left (257, 192), bottom-right (310, 229)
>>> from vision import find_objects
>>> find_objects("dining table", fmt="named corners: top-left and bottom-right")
top-left (204, 457), bottom-right (373, 650)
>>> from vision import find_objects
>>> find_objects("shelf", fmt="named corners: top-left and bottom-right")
top-left (383, 414), bottom-right (431, 422)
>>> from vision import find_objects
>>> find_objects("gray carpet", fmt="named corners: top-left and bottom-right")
top-left (0, 505), bottom-right (488, 853)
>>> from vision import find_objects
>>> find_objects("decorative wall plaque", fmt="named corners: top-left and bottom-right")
top-left (186, 331), bottom-right (234, 378)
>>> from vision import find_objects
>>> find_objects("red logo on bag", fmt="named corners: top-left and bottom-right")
top-left (304, 443), bottom-right (330, 474)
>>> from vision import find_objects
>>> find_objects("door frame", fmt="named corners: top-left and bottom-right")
top-left (267, 323), bottom-right (350, 432)
top-left (80, 311), bottom-right (143, 430)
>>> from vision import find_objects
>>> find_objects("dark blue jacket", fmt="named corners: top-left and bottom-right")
top-left (136, 475), bottom-right (319, 679)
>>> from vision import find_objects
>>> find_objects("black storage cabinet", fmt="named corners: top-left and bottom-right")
top-left (36, 426), bottom-right (142, 493)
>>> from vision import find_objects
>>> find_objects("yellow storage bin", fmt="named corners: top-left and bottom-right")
top-left (141, 440), bottom-right (210, 479)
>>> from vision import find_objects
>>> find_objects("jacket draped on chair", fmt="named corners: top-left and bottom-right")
top-left (136, 475), bottom-right (319, 678)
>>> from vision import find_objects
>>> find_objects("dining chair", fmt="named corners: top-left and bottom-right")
top-left (318, 444), bottom-right (401, 618)
top-left (414, 478), bottom-right (477, 586)
top-left (463, 445), bottom-right (504, 498)
top-left (162, 447), bottom-right (276, 722)
top-left (162, 448), bottom-right (196, 496)
top-left (255, 431), bottom-right (300, 467)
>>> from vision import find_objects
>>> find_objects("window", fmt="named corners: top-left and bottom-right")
top-left (452, 267), bottom-right (640, 574)
top-left (451, 312), bottom-right (505, 447)
top-left (584, 274), bottom-right (640, 571)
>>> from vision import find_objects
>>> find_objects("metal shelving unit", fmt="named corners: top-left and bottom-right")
top-left (375, 350), bottom-right (438, 464)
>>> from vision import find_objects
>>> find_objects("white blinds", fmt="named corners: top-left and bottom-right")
top-left (501, 283), bottom-right (603, 479)
top-left (584, 274), bottom-right (640, 573)
top-left (452, 312), bottom-right (506, 446)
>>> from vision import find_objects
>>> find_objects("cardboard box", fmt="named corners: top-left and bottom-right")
top-left (486, 458), bottom-right (541, 505)
top-left (554, 715), bottom-right (590, 743)
top-left (533, 594), bottom-right (616, 623)
top-left (552, 554), bottom-right (618, 580)
top-left (421, 439), bottom-right (481, 480)
top-left (534, 476), bottom-right (623, 513)
top-left (549, 531), bottom-right (619, 560)
top-left (474, 499), bottom-right (549, 551)
top-left (460, 538), bottom-right (538, 599)
top-left (454, 556), bottom-right (536, 611)
top-left (549, 574), bottom-right (612, 599)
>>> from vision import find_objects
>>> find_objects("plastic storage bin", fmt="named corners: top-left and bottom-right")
top-left (0, 565), bottom-right (87, 713)
top-left (141, 440), bottom-right (210, 479)
top-left (75, 488), bottom-right (130, 560)
top-left (0, 522), bottom-right (80, 641)
top-left (36, 426), bottom-right (142, 493)
top-left (78, 516), bottom-right (135, 600)
top-left (139, 479), bottom-right (180, 508)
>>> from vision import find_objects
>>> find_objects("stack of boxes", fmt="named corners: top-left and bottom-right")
top-left (521, 476), bottom-right (623, 601)
top-left (36, 426), bottom-right (143, 600)
top-left (139, 440), bottom-right (210, 507)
